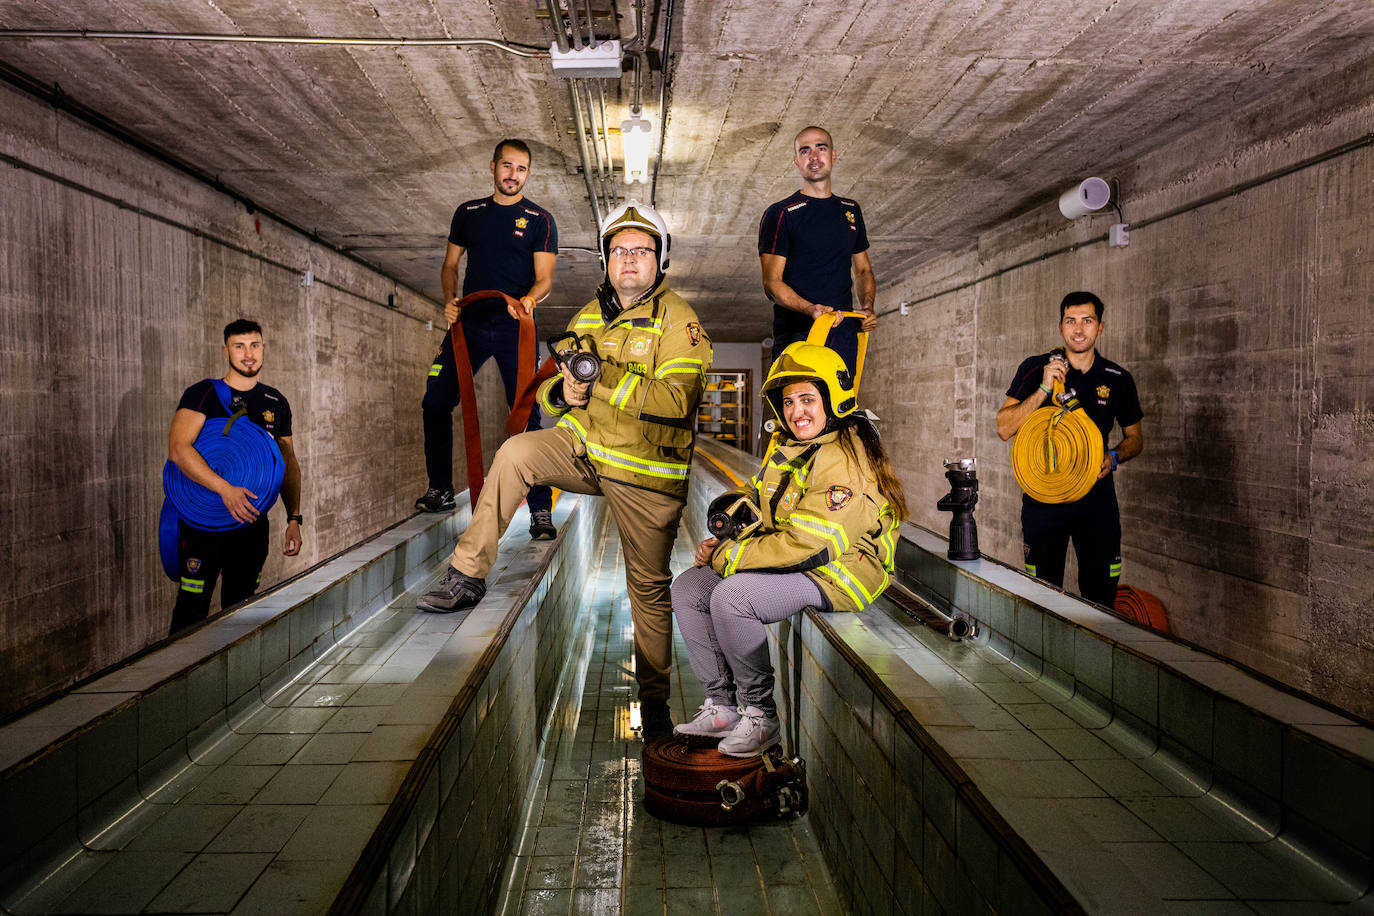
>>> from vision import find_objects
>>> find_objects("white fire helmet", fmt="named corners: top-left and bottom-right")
top-left (600, 201), bottom-right (670, 275)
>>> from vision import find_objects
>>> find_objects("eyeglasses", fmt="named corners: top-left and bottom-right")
top-left (608, 246), bottom-right (655, 260)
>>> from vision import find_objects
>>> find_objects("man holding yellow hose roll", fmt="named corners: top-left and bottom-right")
top-left (996, 291), bottom-right (1144, 607)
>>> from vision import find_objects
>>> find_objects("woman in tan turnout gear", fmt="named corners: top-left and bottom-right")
top-left (418, 201), bottom-right (712, 739)
top-left (670, 342), bottom-right (907, 755)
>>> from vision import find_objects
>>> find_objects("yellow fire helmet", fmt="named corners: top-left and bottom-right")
top-left (600, 200), bottom-right (670, 274)
top-left (762, 341), bottom-right (858, 427)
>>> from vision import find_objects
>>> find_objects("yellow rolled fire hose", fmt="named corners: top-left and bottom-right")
top-left (1012, 376), bottom-right (1103, 504)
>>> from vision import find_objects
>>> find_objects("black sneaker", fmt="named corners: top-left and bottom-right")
top-left (416, 566), bottom-right (486, 613)
top-left (415, 488), bottom-right (456, 512)
top-left (529, 509), bottom-right (556, 540)
top-left (640, 699), bottom-right (673, 739)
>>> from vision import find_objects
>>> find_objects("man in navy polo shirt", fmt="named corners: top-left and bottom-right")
top-left (758, 126), bottom-right (877, 373)
top-left (167, 319), bottom-right (303, 635)
top-left (419, 139), bottom-right (559, 540)
top-left (996, 291), bottom-right (1145, 607)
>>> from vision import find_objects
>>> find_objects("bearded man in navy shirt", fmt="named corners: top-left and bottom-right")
top-left (419, 139), bottom-right (559, 540)
top-left (758, 126), bottom-right (878, 374)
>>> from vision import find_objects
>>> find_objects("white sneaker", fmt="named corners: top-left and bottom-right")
top-left (674, 699), bottom-right (741, 738)
top-left (717, 706), bottom-right (781, 757)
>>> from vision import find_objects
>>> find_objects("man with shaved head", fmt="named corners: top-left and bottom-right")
top-left (758, 126), bottom-right (877, 374)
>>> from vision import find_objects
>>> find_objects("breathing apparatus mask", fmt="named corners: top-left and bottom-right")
top-left (705, 492), bottom-right (762, 541)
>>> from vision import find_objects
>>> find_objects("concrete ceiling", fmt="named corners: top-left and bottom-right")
top-left (3, 1), bottom-right (1373, 340)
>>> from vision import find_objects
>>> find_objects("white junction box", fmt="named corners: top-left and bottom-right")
top-left (1109, 223), bottom-right (1130, 248)
top-left (550, 40), bottom-right (622, 79)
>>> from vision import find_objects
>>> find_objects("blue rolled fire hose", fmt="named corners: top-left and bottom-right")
top-left (158, 498), bottom-right (181, 580)
top-left (162, 380), bottom-right (285, 534)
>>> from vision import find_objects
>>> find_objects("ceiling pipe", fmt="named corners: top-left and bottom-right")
top-left (542, 0), bottom-right (570, 54)
top-left (650, 0), bottom-right (675, 207)
top-left (595, 82), bottom-right (620, 207)
top-left (567, 81), bottom-right (604, 230)
top-left (0, 29), bottom-right (546, 56)
top-left (581, 0), bottom-right (599, 48)
top-left (564, 0), bottom-right (584, 50)
top-left (584, 82), bottom-right (614, 209)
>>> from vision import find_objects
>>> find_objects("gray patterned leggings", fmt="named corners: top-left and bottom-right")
top-left (670, 566), bottom-right (823, 715)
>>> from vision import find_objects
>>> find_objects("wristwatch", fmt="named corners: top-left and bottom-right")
top-left (288, 514), bottom-right (304, 525)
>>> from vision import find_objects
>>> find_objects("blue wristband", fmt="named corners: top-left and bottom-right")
top-left (1109, 449), bottom-right (1118, 471)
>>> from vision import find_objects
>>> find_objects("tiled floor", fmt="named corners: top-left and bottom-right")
top-left (497, 529), bottom-right (844, 916)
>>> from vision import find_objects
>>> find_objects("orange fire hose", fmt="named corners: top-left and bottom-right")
top-left (447, 289), bottom-right (559, 502)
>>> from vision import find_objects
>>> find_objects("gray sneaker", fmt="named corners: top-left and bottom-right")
top-left (416, 566), bottom-right (486, 613)
top-left (529, 509), bottom-right (556, 540)
top-left (674, 699), bottom-right (740, 738)
top-left (717, 706), bottom-right (781, 757)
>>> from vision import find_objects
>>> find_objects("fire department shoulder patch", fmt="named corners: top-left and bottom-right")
top-left (686, 322), bottom-right (702, 346)
top-left (187, 558), bottom-right (202, 573)
top-left (262, 410), bottom-right (275, 423)
top-left (1096, 385), bottom-right (1110, 399)
top-left (515, 217), bottom-right (528, 229)
top-left (825, 485), bottom-right (853, 511)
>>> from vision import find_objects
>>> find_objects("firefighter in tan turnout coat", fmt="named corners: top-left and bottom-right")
top-left (418, 202), bottom-right (712, 739)
top-left (670, 342), bottom-right (907, 756)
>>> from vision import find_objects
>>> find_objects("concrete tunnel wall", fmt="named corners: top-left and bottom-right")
top-left (863, 53), bottom-right (1374, 721)
top-left (0, 81), bottom-right (513, 721)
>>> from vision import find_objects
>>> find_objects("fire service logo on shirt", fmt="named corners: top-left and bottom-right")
top-left (187, 558), bottom-right (202, 573)
top-left (515, 217), bottom-right (528, 229)
top-left (845, 210), bottom-right (855, 224)
top-left (1096, 385), bottom-right (1110, 399)
top-left (686, 322), bottom-right (702, 346)
top-left (262, 410), bottom-right (275, 424)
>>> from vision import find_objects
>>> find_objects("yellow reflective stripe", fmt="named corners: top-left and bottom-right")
top-left (654, 357), bottom-right (703, 378)
top-left (815, 561), bottom-right (877, 608)
top-left (723, 539), bottom-right (748, 575)
top-left (539, 384), bottom-right (561, 414)
top-left (585, 441), bottom-right (689, 479)
top-left (558, 414), bottom-right (588, 442)
top-left (573, 316), bottom-right (604, 329)
top-left (787, 511), bottom-right (849, 556)
top-left (179, 577), bottom-right (205, 594)
top-left (620, 317), bottom-right (663, 335)
top-left (1109, 561), bottom-right (1123, 578)
top-left (428, 363), bottom-right (442, 377)
top-left (876, 505), bottom-right (897, 572)
top-left (1025, 563), bottom-right (1037, 575)
top-left (610, 372), bottom-right (641, 409)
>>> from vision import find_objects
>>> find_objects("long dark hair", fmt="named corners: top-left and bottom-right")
top-left (837, 415), bottom-right (908, 521)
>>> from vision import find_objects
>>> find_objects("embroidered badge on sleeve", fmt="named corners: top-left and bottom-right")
top-left (825, 485), bottom-right (853, 511)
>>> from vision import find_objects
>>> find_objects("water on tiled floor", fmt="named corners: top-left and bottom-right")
top-left (496, 529), bottom-right (843, 916)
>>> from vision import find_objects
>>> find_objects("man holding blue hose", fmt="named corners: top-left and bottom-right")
top-left (167, 319), bottom-right (303, 634)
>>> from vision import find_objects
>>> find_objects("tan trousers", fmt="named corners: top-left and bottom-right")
top-left (450, 426), bottom-right (685, 701)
